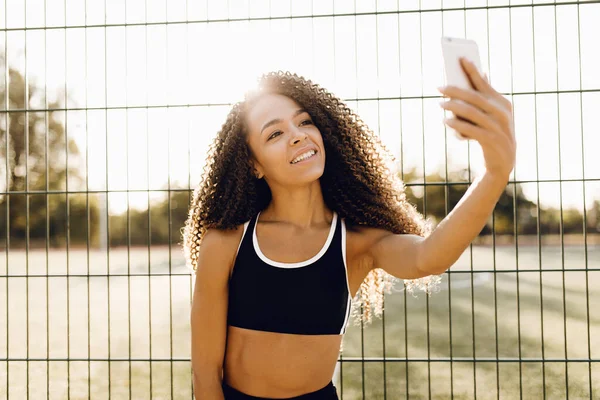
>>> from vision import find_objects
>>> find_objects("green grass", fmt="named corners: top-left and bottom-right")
top-left (0, 244), bottom-right (599, 399)
top-left (338, 244), bottom-right (600, 399)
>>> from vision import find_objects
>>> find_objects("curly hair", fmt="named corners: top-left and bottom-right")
top-left (182, 71), bottom-right (442, 325)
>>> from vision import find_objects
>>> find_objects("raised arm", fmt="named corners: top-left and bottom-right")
top-left (367, 57), bottom-right (516, 280)
top-left (190, 227), bottom-right (238, 400)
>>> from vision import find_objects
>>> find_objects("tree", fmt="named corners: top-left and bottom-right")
top-left (107, 189), bottom-right (190, 247)
top-left (0, 53), bottom-right (98, 248)
top-left (401, 167), bottom-right (539, 236)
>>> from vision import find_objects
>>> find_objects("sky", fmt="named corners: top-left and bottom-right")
top-left (1, 0), bottom-right (599, 215)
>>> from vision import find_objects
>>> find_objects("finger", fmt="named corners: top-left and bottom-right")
top-left (438, 85), bottom-right (497, 114)
top-left (440, 100), bottom-right (503, 133)
top-left (438, 86), bottom-right (512, 129)
top-left (477, 70), bottom-right (514, 113)
top-left (443, 117), bottom-right (490, 143)
top-left (500, 94), bottom-right (513, 114)
top-left (460, 57), bottom-right (495, 95)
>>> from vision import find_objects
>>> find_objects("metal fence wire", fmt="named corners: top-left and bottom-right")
top-left (1, 0), bottom-right (599, 399)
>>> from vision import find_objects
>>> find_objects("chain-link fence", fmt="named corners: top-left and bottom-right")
top-left (1, 0), bottom-right (599, 399)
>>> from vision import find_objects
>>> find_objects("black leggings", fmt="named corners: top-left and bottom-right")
top-left (222, 381), bottom-right (339, 400)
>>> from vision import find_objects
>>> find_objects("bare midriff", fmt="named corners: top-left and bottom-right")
top-left (223, 326), bottom-right (342, 398)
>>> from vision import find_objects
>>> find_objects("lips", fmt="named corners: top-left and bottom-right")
top-left (290, 146), bottom-right (318, 164)
top-left (290, 150), bottom-right (317, 165)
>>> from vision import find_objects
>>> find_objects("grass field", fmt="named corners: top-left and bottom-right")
top-left (0, 242), bottom-right (598, 399)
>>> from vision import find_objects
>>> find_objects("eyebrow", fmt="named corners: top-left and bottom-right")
top-left (260, 109), bottom-right (308, 136)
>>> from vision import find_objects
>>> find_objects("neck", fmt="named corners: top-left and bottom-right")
top-left (261, 180), bottom-right (332, 229)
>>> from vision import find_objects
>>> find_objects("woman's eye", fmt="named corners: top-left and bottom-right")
top-left (268, 120), bottom-right (311, 140)
top-left (268, 131), bottom-right (282, 140)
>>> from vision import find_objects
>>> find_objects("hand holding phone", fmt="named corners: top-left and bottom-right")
top-left (441, 36), bottom-right (484, 91)
top-left (440, 37), bottom-right (486, 139)
top-left (437, 37), bottom-right (516, 179)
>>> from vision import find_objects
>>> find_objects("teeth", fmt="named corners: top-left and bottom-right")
top-left (291, 150), bottom-right (316, 164)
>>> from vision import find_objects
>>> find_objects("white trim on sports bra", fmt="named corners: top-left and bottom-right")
top-left (253, 211), bottom-right (338, 269)
top-left (235, 221), bottom-right (250, 259)
top-left (230, 220), bottom-right (251, 279)
top-left (339, 218), bottom-right (352, 334)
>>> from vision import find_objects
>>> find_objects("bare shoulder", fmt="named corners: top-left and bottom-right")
top-left (345, 223), bottom-right (394, 262)
top-left (344, 223), bottom-right (393, 274)
top-left (201, 223), bottom-right (246, 248)
top-left (195, 223), bottom-right (246, 280)
top-left (341, 223), bottom-right (398, 295)
top-left (345, 222), bottom-right (421, 270)
top-left (345, 221), bottom-right (428, 281)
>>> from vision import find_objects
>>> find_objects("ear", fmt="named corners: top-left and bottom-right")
top-left (251, 160), bottom-right (264, 179)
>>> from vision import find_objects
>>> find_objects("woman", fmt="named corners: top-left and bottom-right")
top-left (184, 59), bottom-right (515, 399)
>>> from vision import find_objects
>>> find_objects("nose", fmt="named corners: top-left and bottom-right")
top-left (290, 125), bottom-right (308, 145)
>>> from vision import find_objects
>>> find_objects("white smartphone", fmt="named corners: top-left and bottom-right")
top-left (441, 36), bottom-right (484, 90)
top-left (440, 37), bottom-right (484, 139)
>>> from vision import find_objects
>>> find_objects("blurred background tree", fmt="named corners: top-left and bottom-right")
top-left (0, 54), bottom-right (99, 249)
top-left (1, 48), bottom-right (597, 249)
top-left (107, 189), bottom-right (190, 247)
top-left (401, 166), bottom-right (597, 242)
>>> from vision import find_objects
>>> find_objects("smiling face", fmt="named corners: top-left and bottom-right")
top-left (244, 93), bottom-right (326, 187)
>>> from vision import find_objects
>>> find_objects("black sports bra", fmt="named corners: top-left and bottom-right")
top-left (227, 211), bottom-right (352, 335)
